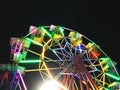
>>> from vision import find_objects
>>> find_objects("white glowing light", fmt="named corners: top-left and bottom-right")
top-left (40, 80), bottom-right (59, 90)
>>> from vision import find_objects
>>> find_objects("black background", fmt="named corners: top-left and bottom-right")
top-left (1, 0), bottom-right (120, 69)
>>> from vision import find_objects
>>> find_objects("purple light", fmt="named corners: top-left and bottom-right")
top-left (17, 69), bottom-right (27, 90)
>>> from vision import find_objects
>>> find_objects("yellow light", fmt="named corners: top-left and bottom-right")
top-left (100, 58), bottom-right (110, 65)
top-left (108, 82), bottom-right (116, 87)
top-left (103, 64), bottom-right (109, 71)
top-left (34, 37), bottom-right (44, 43)
top-left (53, 34), bottom-right (63, 40)
top-left (86, 42), bottom-right (95, 48)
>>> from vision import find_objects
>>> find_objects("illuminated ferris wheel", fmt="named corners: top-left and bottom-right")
top-left (0, 25), bottom-right (120, 90)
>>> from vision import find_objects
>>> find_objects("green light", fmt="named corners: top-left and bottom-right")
top-left (105, 88), bottom-right (110, 90)
top-left (23, 39), bottom-right (31, 48)
top-left (58, 26), bottom-right (64, 36)
top-left (26, 38), bottom-right (43, 46)
top-left (22, 51), bottom-right (27, 59)
top-left (40, 26), bottom-right (52, 38)
top-left (89, 42), bottom-right (95, 48)
top-left (13, 54), bottom-right (23, 62)
top-left (99, 57), bottom-right (110, 61)
top-left (19, 60), bottom-right (54, 63)
top-left (19, 60), bottom-right (42, 63)
top-left (106, 73), bottom-right (120, 81)
top-left (99, 57), bottom-right (110, 65)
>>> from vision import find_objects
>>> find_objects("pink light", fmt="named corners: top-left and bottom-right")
top-left (17, 43), bottom-right (23, 54)
top-left (17, 69), bottom-right (27, 90)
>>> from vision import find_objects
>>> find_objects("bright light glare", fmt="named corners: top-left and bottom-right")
top-left (40, 80), bottom-right (59, 90)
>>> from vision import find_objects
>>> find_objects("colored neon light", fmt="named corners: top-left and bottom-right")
top-left (17, 69), bottom-right (27, 90)
top-left (108, 82), bottom-right (116, 87)
top-left (17, 43), bottom-right (23, 54)
top-left (106, 73), bottom-right (120, 81)
top-left (10, 70), bottom-right (17, 90)
top-left (19, 60), bottom-right (42, 63)
top-left (25, 68), bottom-right (59, 72)
top-left (58, 26), bottom-right (64, 36)
top-left (26, 38), bottom-right (43, 46)
top-left (27, 49), bottom-right (40, 56)
top-left (43, 62), bottom-right (53, 79)
top-left (40, 39), bottom-right (53, 79)
top-left (24, 26), bottom-right (37, 38)
top-left (19, 59), bottom-right (54, 63)
top-left (105, 88), bottom-right (110, 90)
top-left (40, 26), bottom-right (52, 37)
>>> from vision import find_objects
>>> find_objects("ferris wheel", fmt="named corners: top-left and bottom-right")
top-left (0, 25), bottom-right (120, 90)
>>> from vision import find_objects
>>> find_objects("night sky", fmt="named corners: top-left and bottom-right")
top-left (1, 0), bottom-right (120, 74)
